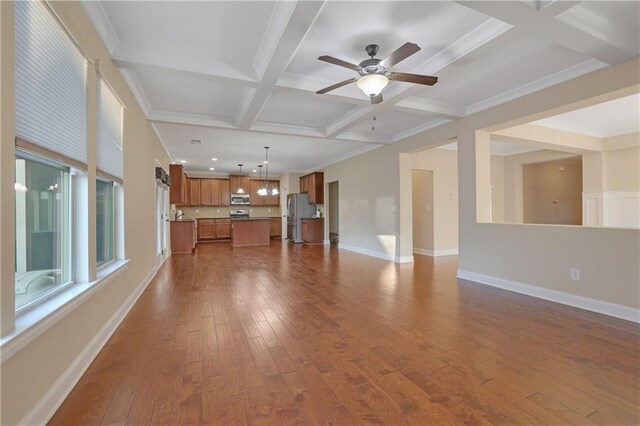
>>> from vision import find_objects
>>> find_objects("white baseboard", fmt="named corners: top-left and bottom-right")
top-left (19, 258), bottom-right (168, 426)
top-left (457, 269), bottom-right (640, 323)
top-left (414, 248), bottom-right (459, 257)
top-left (339, 243), bottom-right (414, 264)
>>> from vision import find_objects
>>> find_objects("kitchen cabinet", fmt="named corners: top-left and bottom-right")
top-left (230, 175), bottom-right (251, 195)
top-left (200, 179), bottom-right (215, 206)
top-left (250, 180), bottom-right (280, 206)
top-left (269, 218), bottom-right (282, 239)
top-left (301, 218), bottom-right (324, 245)
top-left (300, 172), bottom-right (324, 204)
top-left (169, 164), bottom-right (188, 206)
top-left (215, 219), bottom-right (231, 239)
top-left (170, 220), bottom-right (196, 253)
top-left (198, 219), bottom-right (216, 240)
top-left (188, 178), bottom-right (201, 206)
top-left (250, 180), bottom-right (263, 204)
top-left (219, 179), bottom-right (230, 206)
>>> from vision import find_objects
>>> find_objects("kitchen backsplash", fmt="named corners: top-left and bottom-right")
top-left (175, 206), bottom-right (281, 219)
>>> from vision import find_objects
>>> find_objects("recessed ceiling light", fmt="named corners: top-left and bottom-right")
top-left (211, 157), bottom-right (218, 161)
top-left (263, 160), bottom-right (269, 164)
top-left (180, 160), bottom-right (186, 163)
top-left (252, 169), bottom-right (257, 173)
top-left (209, 167), bottom-right (215, 171)
top-left (190, 139), bottom-right (201, 145)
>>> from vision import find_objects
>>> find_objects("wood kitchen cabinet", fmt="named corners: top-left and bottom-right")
top-left (198, 219), bottom-right (216, 240)
top-left (197, 218), bottom-right (231, 241)
top-left (230, 175), bottom-right (251, 194)
top-left (269, 218), bottom-right (282, 239)
top-left (301, 218), bottom-right (324, 245)
top-left (200, 179), bottom-right (215, 206)
top-left (219, 179), bottom-right (230, 206)
top-left (250, 180), bottom-right (280, 206)
top-left (300, 172), bottom-right (324, 204)
top-left (188, 178), bottom-right (201, 206)
top-left (169, 164), bottom-right (188, 206)
top-left (215, 219), bottom-right (231, 239)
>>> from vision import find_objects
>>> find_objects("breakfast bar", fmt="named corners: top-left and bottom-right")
top-left (231, 218), bottom-right (270, 247)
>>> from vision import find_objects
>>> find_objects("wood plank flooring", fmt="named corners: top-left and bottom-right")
top-left (50, 242), bottom-right (640, 425)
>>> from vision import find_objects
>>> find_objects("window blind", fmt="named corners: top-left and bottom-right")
top-left (15, 0), bottom-right (87, 167)
top-left (97, 79), bottom-right (123, 181)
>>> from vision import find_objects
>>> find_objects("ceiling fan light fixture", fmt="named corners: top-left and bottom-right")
top-left (357, 74), bottom-right (388, 97)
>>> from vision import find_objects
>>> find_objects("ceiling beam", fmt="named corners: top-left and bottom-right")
top-left (235, 1), bottom-right (327, 130)
top-left (455, 1), bottom-right (635, 65)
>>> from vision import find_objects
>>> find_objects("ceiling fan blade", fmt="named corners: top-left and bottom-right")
top-left (379, 42), bottom-right (420, 68)
top-left (318, 55), bottom-right (360, 71)
top-left (316, 78), bottom-right (357, 94)
top-left (371, 93), bottom-right (383, 105)
top-left (389, 72), bottom-right (438, 86)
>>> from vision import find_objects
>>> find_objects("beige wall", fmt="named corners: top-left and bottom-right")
top-left (605, 146), bottom-right (640, 191)
top-left (490, 155), bottom-right (505, 223)
top-left (1, 2), bottom-right (171, 424)
top-left (523, 159), bottom-right (583, 225)
top-left (411, 170), bottom-right (434, 252)
top-left (328, 181), bottom-right (339, 234)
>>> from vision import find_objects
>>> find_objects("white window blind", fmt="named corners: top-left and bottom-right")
top-left (15, 0), bottom-right (87, 167)
top-left (97, 79), bottom-right (123, 180)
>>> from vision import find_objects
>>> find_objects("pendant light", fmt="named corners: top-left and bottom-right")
top-left (262, 147), bottom-right (279, 196)
top-left (257, 165), bottom-right (267, 196)
top-left (236, 164), bottom-right (245, 194)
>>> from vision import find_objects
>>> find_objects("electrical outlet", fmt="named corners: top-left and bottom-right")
top-left (216, 209), bottom-right (220, 213)
top-left (570, 268), bottom-right (581, 281)
top-left (196, 209), bottom-right (199, 213)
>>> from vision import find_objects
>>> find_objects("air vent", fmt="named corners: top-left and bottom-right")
top-left (190, 139), bottom-right (201, 145)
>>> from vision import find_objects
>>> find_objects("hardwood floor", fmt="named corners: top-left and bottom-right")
top-left (50, 242), bottom-right (639, 425)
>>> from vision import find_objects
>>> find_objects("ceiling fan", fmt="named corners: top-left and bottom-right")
top-left (316, 42), bottom-right (438, 104)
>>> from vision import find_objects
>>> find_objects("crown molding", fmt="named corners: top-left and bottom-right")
top-left (392, 118), bottom-right (452, 142)
top-left (393, 98), bottom-right (465, 119)
top-left (149, 123), bottom-right (173, 162)
top-left (81, 1), bottom-right (120, 55)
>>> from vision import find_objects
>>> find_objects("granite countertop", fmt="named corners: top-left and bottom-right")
top-left (231, 217), bottom-right (272, 221)
top-left (171, 219), bottom-right (195, 222)
top-left (302, 217), bottom-right (324, 220)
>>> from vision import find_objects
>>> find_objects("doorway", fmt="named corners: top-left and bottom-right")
top-left (412, 170), bottom-right (434, 255)
top-left (328, 181), bottom-right (339, 244)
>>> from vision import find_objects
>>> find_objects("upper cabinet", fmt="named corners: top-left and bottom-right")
top-left (250, 180), bottom-right (280, 206)
top-left (169, 164), bottom-right (188, 206)
top-left (229, 175), bottom-right (251, 194)
top-left (188, 178), bottom-right (201, 206)
top-left (200, 178), bottom-right (231, 206)
top-left (300, 172), bottom-right (324, 204)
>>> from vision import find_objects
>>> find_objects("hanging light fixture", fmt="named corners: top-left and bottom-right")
top-left (257, 165), bottom-right (268, 196)
top-left (262, 147), bottom-right (279, 196)
top-left (236, 164), bottom-right (245, 193)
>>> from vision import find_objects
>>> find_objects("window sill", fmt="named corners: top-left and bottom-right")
top-left (0, 259), bottom-right (130, 364)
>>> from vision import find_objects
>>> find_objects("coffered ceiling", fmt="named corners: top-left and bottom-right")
top-left (83, 1), bottom-right (639, 175)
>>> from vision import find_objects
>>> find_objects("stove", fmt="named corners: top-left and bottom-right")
top-left (229, 209), bottom-right (249, 219)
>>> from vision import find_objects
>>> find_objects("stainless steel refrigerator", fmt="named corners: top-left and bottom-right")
top-left (287, 193), bottom-right (315, 243)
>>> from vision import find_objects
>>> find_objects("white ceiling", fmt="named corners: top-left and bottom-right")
top-left (83, 1), bottom-right (640, 175)
top-left (533, 93), bottom-right (640, 138)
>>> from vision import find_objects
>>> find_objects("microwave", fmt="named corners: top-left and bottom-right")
top-left (230, 194), bottom-right (250, 205)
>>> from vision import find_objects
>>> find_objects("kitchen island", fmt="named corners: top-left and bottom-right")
top-left (231, 218), bottom-right (270, 247)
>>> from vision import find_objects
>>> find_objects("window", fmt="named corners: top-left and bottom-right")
top-left (15, 154), bottom-right (72, 309)
top-left (14, 0), bottom-right (87, 311)
top-left (96, 179), bottom-right (115, 266)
